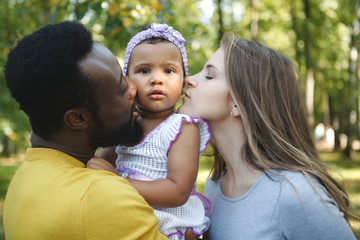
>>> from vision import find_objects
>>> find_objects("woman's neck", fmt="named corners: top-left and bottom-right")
top-left (30, 132), bottom-right (94, 164)
top-left (209, 117), bottom-right (264, 198)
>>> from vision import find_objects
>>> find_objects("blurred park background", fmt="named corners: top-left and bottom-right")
top-left (0, 0), bottom-right (360, 237)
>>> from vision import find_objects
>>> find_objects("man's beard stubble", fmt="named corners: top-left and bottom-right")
top-left (90, 104), bottom-right (143, 149)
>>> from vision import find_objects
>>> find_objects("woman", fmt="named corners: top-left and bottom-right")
top-left (179, 33), bottom-right (358, 239)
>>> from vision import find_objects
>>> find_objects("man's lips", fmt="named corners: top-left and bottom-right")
top-left (149, 89), bottom-right (165, 100)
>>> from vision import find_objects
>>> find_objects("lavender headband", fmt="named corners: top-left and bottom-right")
top-left (123, 23), bottom-right (188, 77)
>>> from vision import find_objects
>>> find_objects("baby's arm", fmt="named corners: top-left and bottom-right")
top-left (87, 147), bottom-right (117, 174)
top-left (96, 147), bottom-right (117, 167)
top-left (128, 122), bottom-right (200, 208)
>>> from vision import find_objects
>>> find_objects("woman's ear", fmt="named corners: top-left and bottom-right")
top-left (227, 93), bottom-right (241, 117)
top-left (230, 104), bottom-right (241, 117)
top-left (64, 109), bottom-right (89, 130)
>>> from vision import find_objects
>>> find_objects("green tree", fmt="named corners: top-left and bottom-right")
top-left (0, 0), bottom-right (211, 156)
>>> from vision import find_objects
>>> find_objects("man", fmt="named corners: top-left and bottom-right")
top-left (3, 21), bottom-right (167, 239)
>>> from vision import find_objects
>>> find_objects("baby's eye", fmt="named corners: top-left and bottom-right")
top-left (205, 76), bottom-right (213, 80)
top-left (140, 68), bottom-right (150, 74)
top-left (164, 68), bottom-right (174, 74)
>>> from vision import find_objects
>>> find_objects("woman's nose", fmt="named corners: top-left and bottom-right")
top-left (185, 76), bottom-right (196, 88)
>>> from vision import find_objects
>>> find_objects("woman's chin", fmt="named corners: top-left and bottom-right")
top-left (178, 105), bottom-right (190, 115)
top-left (178, 105), bottom-right (199, 118)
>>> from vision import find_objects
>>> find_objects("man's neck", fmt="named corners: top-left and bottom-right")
top-left (30, 132), bottom-right (94, 163)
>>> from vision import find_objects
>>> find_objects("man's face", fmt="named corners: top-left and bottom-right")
top-left (79, 43), bottom-right (143, 149)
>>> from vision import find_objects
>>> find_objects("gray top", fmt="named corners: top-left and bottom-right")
top-left (204, 169), bottom-right (355, 240)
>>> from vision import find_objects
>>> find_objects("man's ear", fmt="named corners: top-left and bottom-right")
top-left (64, 109), bottom-right (90, 130)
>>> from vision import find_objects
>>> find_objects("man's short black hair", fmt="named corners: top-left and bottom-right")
top-left (5, 21), bottom-right (97, 139)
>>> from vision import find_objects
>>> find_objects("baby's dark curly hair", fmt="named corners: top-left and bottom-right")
top-left (5, 21), bottom-right (97, 139)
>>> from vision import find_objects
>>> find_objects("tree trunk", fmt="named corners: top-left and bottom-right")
top-left (1, 135), bottom-right (10, 158)
top-left (328, 93), bottom-right (341, 151)
top-left (303, 0), bottom-right (315, 128)
top-left (290, 2), bottom-right (302, 69)
top-left (250, 0), bottom-right (259, 40)
top-left (216, 0), bottom-right (224, 45)
top-left (344, 0), bottom-right (359, 159)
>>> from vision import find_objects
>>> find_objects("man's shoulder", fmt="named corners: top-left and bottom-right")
top-left (82, 172), bottom-right (156, 221)
top-left (84, 170), bottom-right (138, 196)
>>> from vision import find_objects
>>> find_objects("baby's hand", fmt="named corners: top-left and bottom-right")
top-left (86, 157), bottom-right (117, 174)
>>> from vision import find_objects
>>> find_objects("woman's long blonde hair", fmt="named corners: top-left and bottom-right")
top-left (209, 33), bottom-right (359, 234)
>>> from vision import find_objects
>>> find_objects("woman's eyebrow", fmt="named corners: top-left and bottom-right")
top-left (205, 64), bottom-right (218, 71)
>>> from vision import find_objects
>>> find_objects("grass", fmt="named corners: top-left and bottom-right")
top-left (319, 152), bottom-right (360, 233)
top-left (0, 151), bottom-right (359, 238)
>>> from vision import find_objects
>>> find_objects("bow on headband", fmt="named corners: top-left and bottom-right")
top-left (151, 23), bottom-right (186, 45)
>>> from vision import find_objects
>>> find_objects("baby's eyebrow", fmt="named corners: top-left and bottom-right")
top-left (162, 62), bottom-right (182, 67)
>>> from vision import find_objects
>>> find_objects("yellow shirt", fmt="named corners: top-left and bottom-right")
top-left (4, 148), bottom-right (167, 240)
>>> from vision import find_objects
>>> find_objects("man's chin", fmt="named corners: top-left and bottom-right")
top-left (91, 119), bottom-right (143, 149)
top-left (117, 119), bottom-right (143, 146)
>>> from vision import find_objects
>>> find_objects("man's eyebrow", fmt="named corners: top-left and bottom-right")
top-left (120, 68), bottom-right (124, 81)
top-left (118, 69), bottom-right (128, 93)
top-left (119, 69), bottom-right (124, 87)
top-left (117, 69), bottom-right (124, 89)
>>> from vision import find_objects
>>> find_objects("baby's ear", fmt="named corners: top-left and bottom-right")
top-left (64, 108), bottom-right (89, 130)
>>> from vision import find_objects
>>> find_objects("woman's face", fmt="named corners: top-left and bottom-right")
top-left (179, 48), bottom-right (232, 121)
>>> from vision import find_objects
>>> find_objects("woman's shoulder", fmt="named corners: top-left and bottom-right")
top-left (272, 170), bottom-right (355, 239)
top-left (270, 169), bottom-right (336, 211)
top-left (269, 169), bottom-right (311, 186)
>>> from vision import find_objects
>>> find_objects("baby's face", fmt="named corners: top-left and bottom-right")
top-left (127, 41), bottom-right (184, 116)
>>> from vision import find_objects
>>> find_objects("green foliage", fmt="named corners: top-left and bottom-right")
top-left (0, 0), bottom-right (359, 155)
top-left (0, 0), bottom-right (210, 155)
top-left (0, 166), bottom-right (18, 198)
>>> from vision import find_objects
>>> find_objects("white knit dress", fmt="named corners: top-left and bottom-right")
top-left (115, 113), bottom-right (212, 240)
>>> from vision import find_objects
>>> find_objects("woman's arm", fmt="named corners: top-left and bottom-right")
top-left (128, 122), bottom-right (200, 208)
